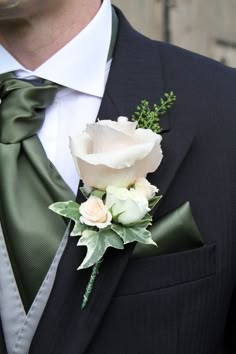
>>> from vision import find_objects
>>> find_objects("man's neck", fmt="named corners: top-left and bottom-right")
top-left (0, 0), bottom-right (102, 70)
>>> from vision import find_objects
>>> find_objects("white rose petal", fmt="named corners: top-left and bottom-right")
top-left (79, 196), bottom-right (112, 229)
top-left (86, 123), bottom-right (137, 154)
top-left (117, 116), bottom-right (129, 123)
top-left (97, 118), bottom-right (137, 135)
top-left (105, 186), bottom-right (150, 225)
top-left (69, 119), bottom-right (163, 190)
top-left (134, 178), bottom-right (159, 200)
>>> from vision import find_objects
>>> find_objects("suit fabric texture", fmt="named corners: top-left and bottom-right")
top-left (1, 7), bottom-right (236, 354)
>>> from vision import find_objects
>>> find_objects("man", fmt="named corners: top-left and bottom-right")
top-left (0, 0), bottom-right (236, 353)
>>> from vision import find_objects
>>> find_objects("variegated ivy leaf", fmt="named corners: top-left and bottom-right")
top-left (111, 224), bottom-right (157, 247)
top-left (80, 186), bottom-right (106, 201)
top-left (80, 186), bottom-right (91, 199)
top-left (91, 189), bottom-right (106, 199)
top-left (49, 201), bottom-right (80, 221)
top-left (71, 222), bottom-right (88, 237)
top-left (148, 195), bottom-right (162, 210)
top-left (129, 214), bottom-right (152, 228)
top-left (49, 201), bottom-right (83, 237)
top-left (77, 229), bottom-right (124, 270)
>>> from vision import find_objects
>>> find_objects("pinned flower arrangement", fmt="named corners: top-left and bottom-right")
top-left (49, 92), bottom-right (176, 309)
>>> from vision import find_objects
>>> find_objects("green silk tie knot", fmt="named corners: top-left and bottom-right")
top-left (0, 73), bottom-right (59, 144)
top-left (0, 72), bottom-right (74, 312)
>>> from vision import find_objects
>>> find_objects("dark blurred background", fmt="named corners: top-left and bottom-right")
top-left (113, 0), bottom-right (236, 67)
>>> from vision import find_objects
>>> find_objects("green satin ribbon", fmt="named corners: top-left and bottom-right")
top-left (132, 202), bottom-right (204, 258)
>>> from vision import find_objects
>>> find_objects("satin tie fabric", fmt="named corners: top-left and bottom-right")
top-left (133, 202), bottom-right (204, 258)
top-left (0, 73), bottom-right (74, 311)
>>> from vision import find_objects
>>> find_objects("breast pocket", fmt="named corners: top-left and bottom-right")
top-left (115, 243), bottom-right (216, 296)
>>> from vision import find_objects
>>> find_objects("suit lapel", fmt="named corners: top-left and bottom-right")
top-left (149, 127), bottom-right (195, 220)
top-left (30, 8), bottom-right (195, 354)
top-left (98, 7), bottom-right (195, 219)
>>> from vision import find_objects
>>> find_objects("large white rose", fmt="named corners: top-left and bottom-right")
top-left (105, 186), bottom-right (150, 225)
top-left (69, 117), bottom-right (163, 190)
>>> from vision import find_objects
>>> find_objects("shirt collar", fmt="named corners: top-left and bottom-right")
top-left (0, 0), bottom-right (112, 97)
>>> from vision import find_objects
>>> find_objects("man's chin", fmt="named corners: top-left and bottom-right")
top-left (0, 0), bottom-right (20, 9)
top-left (0, 1), bottom-right (28, 21)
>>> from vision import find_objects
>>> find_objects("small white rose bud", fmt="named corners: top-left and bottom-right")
top-left (134, 178), bottom-right (159, 200)
top-left (80, 196), bottom-right (112, 229)
top-left (105, 186), bottom-right (150, 225)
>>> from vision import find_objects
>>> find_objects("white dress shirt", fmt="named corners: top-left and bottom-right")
top-left (0, 0), bottom-right (113, 353)
top-left (0, 0), bottom-right (112, 194)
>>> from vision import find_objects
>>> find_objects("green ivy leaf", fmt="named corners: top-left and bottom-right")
top-left (129, 214), bottom-right (152, 228)
top-left (80, 186), bottom-right (91, 199)
top-left (77, 228), bottom-right (124, 269)
top-left (49, 200), bottom-right (87, 237)
top-left (149, 195), bottom-right (162, 210)
top-left (91, 189), bottom-right (106, 199)
top-left (111, 224), bottom-right (157, 247)
top-left (71, 222), bottom-right (88, 237)
top-left (49, 201), bottom-right (80, 222)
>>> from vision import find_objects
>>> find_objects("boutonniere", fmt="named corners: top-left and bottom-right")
top-left (49, 92), bottom-right (176, 309)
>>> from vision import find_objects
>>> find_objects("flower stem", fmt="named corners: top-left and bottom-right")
top-left (81, 258), bottom-right (104, 310)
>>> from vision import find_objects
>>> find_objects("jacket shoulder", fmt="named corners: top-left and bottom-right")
top-left (155, 40), bottom-right (236, 83)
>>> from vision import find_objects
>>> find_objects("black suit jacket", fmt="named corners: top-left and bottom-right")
top-left (1, 8), bottom-right (236, 354)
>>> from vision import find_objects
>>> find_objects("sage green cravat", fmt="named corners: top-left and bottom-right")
top-left (0, 7), bottom-right (119, 312)
top-left (0, 74), bottom-right (74, 311)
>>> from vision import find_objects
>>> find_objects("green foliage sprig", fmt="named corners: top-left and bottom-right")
top-left (132, 92), bottom-right (176, 133)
